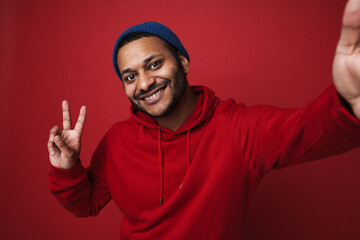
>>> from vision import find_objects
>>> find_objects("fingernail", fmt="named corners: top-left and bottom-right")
top-left (50, 150), bottom-right (55, 156)
top-left (50, 136), bottom-right (53, 141)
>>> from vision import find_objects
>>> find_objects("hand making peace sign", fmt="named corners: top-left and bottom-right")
top-left (333, 0), bottom-right (360, 120)
top-left (47, 100), bottom-right (87, 169)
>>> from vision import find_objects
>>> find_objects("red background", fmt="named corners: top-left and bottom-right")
top-left (1, 0), bottom-right (359, 239)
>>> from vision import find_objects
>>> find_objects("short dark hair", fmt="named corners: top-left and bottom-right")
top-left (116, 31), bottom-right (184, 72)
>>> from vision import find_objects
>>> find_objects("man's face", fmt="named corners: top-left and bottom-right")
top-left (117, 36), bottom-right (189, 118)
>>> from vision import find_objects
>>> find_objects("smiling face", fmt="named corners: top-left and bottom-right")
top-left (117, 36), bottom-right (190, 118)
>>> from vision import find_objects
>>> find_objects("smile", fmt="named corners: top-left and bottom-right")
top-left (145, 89), bottom-right (162, 101)
top-left (140, 85), bottom-right (167, 105)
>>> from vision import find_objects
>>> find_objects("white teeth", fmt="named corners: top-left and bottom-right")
top-left (144, 90), bottom-right (161, 101)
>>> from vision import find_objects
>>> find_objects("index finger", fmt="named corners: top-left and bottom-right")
top-left (74, 105), bottom-right (87, 136)
top-left (62, 100), bottom-right (72, 130)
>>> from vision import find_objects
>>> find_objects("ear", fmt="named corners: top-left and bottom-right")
top-left (178, 53), bottom-right (190, 74)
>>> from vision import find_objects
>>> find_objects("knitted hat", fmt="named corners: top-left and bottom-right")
top-left (112, 21), bottom-right (190, 81)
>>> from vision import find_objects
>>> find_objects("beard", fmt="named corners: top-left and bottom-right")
top-left (129, 67), bottom-right (187, 118)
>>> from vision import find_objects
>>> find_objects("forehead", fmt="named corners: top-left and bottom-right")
top-left (117, 36), bottom-right (171, 71)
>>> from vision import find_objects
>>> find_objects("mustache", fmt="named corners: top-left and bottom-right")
top-left (134, 80), bottom-right (170, 100)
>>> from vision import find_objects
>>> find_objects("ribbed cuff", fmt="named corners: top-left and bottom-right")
top-left (49, 160), bottom-right (87, 184)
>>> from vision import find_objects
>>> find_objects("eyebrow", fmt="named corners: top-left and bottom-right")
top-left (120, 54), bottom-right (164, 77)
top-left (144, 54), bottom-right (163, 64)
top-left (121, 68), bottom-right (132, 77)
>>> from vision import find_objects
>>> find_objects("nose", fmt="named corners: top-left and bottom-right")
top-left (138, 72), bottom-right (156, 92)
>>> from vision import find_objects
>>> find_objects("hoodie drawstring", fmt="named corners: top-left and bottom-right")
top-left (187, 130), bottom-right (191, 168)
top-left (157, 127), bottom-right (164, 206)
top-left (157, 128), bottom-right (191, 206)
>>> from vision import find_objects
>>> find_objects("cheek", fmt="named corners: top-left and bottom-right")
top-left (124, 85), bottom-right (136, 99)
top-left (155, 65), bottom-right (177, 79)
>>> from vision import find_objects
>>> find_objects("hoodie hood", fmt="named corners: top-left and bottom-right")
top-left (130, 86), bottom-right (219, 134)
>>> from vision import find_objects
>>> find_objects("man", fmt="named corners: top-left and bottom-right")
top-left (48, 0), bottom-right (360, 239)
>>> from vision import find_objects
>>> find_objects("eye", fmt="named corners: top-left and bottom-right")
top-left (124, 74), bottom-right (135, 82)
top-left (149, 60), bottom-right (162, 70)
top-left (151, 62), bottom-right (158, 68)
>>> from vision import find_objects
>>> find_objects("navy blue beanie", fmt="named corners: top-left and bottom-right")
top-left (112, 21), bottom-right (190, 81)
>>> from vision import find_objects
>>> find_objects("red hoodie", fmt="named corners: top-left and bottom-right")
top-left (49, 86), bottom-right (360, 240)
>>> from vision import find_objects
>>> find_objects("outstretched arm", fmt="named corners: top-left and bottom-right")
top-left (333, 0), bottom-right (360, 120)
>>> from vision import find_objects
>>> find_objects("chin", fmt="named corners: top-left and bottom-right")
top-left (131, 100), bottom-right (170, 118)
top-left (142, 104), bottom-right (174, 118)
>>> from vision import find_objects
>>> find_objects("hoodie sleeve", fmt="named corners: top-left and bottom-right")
top-left (230, 85), bottom-right (360, 176)
top-left (49, 134), bottom-right (112, 217)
